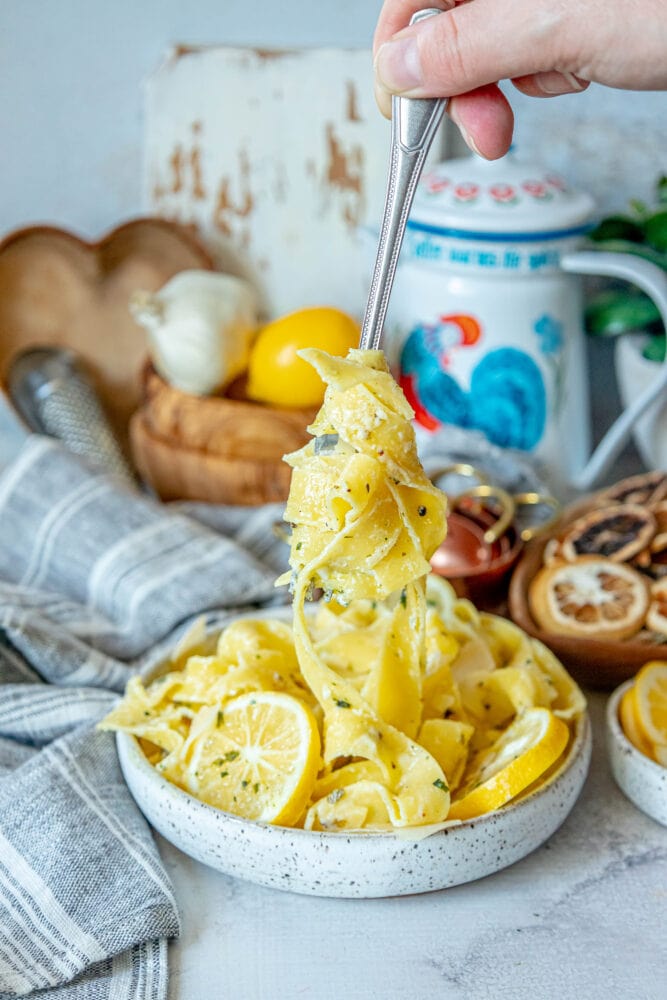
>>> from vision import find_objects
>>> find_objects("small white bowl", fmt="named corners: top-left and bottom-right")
top-left (606, 681), bottom-right (667, 827)
top-left (117, 612), bottom-right (592, 898)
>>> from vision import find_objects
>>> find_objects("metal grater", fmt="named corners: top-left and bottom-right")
top-left (7, 347), bottom-right (137, 486)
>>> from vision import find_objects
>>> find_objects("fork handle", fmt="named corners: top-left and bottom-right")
top-left (359, 10), bottom-right (448, 352)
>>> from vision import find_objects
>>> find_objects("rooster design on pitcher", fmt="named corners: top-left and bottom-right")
top-left (399, 315), bottom-right (547, 451)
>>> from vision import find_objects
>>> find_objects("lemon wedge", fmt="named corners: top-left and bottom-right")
top-left (448, 707), bottom-right (570, 821)
top-left (633, 660), bottom-right (667, 749)
top-left (184, 691), bottom-right (321, 825)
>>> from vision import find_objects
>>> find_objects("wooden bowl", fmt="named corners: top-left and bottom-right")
top-left (509, 508), bottom-right (667, 690)
top-left (130, 365), bottom-right (317, 505)
top-left (0, 219), bottom-right (213, 446)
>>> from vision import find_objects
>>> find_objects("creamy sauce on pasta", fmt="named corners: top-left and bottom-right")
top-left (279, 349), bottom-right (451, 828)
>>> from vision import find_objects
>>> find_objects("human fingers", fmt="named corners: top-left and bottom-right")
top-left (375, 0), bottom-right (667, 98)
top-left (373, 0), bottom-right (459, 116)
top-left (511, 72), bottom-right (589, 98)
top-left (373, 0), bottom-right (456, 58)
top-left (448, 85), bottom-right (514, 159)
top-left (373, 80), bottom-right (513, 159)
top-left (374, 0), bottom-right (572, 100)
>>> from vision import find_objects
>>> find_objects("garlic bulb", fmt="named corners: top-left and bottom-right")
top-left (130, 270), bottom-right (257, 395)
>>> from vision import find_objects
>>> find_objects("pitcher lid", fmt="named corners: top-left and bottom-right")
top-left (410, 150), bottom-right (595, 236)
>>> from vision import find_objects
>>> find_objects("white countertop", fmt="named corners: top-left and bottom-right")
top-left (161, 692), bottom-right (667, 1000)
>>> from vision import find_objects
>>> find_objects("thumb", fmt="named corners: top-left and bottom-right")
top-left (375, 0), bottom-right (570, 99)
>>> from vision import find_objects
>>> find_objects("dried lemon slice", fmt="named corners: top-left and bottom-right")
top-left (560, 504), bottom-right (655, 563)
top-left (529, 556), bottom-right (649, 641)
top-left (633, 501), bottom-right (667, 580)
top-left (601, 470), bottom-right (667, 507)
top-left (183, 692), bottom-right (321, 826)
top-left (448, 708), bottom-right (569, 821)
top-left (633, 660), bottom-right (667, 748)
top-left (646, 579), bottom-right (667, 635)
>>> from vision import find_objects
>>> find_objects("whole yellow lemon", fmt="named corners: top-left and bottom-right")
top-left (246, 307), bottom-right (359, 408)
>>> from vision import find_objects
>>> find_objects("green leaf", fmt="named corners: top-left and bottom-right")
top-left (588, 215), bottom-right (644, 243)
top-left (585, 289), bottom-right (663, 337)
top-left (644, 210), bottom-right (667, 252)
top-left (642, 333), bottom-right (666, 363)
top-left (657, 176), bottom-right (667, 205)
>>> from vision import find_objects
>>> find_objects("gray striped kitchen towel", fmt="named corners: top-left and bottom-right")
top-left (0, 436), bottom-right (287, 998)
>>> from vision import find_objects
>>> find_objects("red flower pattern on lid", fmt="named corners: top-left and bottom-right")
top-left (489, 183), bottom-right (517, 203)
top-left (522, 180), bottom-right (551, 199)
top-left (423, 173), bottom-right (450, 195)
top-left (453, 182), bottom-right (480, 202)
top-left (545, 174), bottom-right (567, 191)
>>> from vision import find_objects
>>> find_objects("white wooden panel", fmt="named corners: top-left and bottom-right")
top-left (144, 46), bottom-right (396, 319)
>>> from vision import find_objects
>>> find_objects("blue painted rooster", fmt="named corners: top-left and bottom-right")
top-left (399, 315), bottom-right (547, 451)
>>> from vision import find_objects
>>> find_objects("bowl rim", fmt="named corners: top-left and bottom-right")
top-left (117, 608), bottom-right (591, 843)
top-left (117, 713), bottom-right (589, 841)
top-left (606, 678), bottom-right (667, 777)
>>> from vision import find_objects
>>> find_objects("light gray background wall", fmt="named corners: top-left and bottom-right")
top-left (2, 0), bottom-right (666, 238)
top-left (0, 0), bottom-right (381, 237)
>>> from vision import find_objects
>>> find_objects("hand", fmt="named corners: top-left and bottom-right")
top-left (374, 0), bottom-right (667, 159)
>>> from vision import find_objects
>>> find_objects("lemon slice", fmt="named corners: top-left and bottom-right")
top-left (633, 660), bottom-right (667, 748)
top-left (184, 692), bottom-right (321, 825)
top-left (448, 707), bottom-right (570, 821)
top-left (619, 685), bottom-right (656, 760)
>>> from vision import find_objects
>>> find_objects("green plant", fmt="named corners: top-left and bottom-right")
top-left (585, 176), bottom-right (667, 362)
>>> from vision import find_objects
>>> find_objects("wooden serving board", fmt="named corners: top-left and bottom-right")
top-left (0, 219), bottom-right (213, 445)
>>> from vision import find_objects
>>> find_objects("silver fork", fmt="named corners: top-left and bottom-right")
top-left (359, 8), bottom-right (448, 351)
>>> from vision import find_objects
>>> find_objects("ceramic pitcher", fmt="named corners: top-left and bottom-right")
top-left (382, 152), bottom-right (667, 494)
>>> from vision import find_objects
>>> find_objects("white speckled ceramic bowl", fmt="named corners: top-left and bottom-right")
top-left (606, 681), bottom-right (667, 827)
top-left (117, 611), bottom-right (592, 898)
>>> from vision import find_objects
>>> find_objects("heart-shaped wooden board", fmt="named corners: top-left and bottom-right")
top-left (0, 219), bottom-right (212, 443)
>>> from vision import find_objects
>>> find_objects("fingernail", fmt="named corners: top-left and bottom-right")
top-left (535, 71), bottom-right (586, 95)
top-left (374, 80), bottom-right (392, 120)
top-left (375, 37), bottom-right (423, 94)
top-left (459, 127), bottom-right (482, 158)
top-left (447, 105), bottom-right (483, 158)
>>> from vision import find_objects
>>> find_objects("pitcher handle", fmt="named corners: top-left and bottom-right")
top-left (561, 250), bottom-right (667, 491)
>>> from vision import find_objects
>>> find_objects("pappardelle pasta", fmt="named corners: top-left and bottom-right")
top-left (101, 349), bottom-right (585, 830)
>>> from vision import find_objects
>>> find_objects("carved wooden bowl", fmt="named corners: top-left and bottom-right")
top-left (509, 487), bottom-right (667, 689)
top-left (130, 365), bottom-right (316, 506)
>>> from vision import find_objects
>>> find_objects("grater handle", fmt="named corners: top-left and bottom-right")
top-left (7, 347), bottom-right (137, 487)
